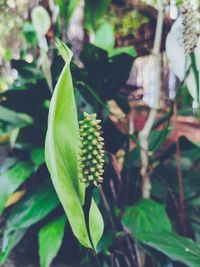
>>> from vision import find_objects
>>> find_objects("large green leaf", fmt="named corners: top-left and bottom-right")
top-left (6, 186), bottom-right (59, 231)
top-left (45, 41), bottom-right (104, 249)
top-left (0, 161), bottom-right (34, 215)
top-left (0, 106), bottom-right (33, 127)
top-left (138, 232), bottom-right (200, 267)
top-left (122, 199), bottom-right (172, 236)
top-left (39, 215), bottom-right (67, 267)
top-left (122, 199), bottom-right (200, 266)
top-left (0, 186), bottom-right (59, 264)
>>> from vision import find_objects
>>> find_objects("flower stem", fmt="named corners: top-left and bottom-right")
top-left (83, 185), bottom-right (101, 267)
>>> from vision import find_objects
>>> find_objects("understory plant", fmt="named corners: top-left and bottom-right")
top-left (0, 1), bottom-right (200, 267)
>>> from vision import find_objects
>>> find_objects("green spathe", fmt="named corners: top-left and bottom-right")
top-left (45, 40), bottom-right (104, 250)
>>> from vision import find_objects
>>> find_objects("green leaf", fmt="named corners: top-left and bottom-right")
top-left (39, 215), bottom-right (67, 267)
top-left (55, 0), bottom-right (79, 24)
top-left (55, 38), bottom-right (73, 64)
top-left (45, 42), bottom-right (104, 249)
top-left (30, 147), bottom-right (45, 168)
top-left (122, 199), bottom-right (200, 266)
top-left (0, 161), bottom-right (34, 215)
top-left (23, 22), bottom-right (37, 47)
top-left (0, 229), bottom-right (27, 264)
top-left (84, 0), bottom-right (111, 32)
top-left (6, 186), bottom-right (59, 231)
top-left (0, 186), bottom-right (59, 264)
top-left (122, 199), bottom-right (172, 236)
top-left (108, 46), bottom-right (137, 58)
top-left (0, 106), bottom-right (33, 127)
top-left (137, 232), bottom-right (200, 267)
top-left (95, 23), bottom-right (115, 51)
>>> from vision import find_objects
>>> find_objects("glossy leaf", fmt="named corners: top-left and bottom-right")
top-left (0, 161), bottom-right (34, 215)
top-left (137, 232), bottom-right (200, 267)
top-left (122, 199), bottom-right (172, 236)
top-left (45, 42), bottom-right (104, 249)
top-left (39, 215), bottom-right (67, 267)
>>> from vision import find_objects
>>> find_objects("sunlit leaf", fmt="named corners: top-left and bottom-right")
top-left (108, 46), bottom-right (137, 58)
top-left (95, 23), bottom-right (115, 51)
top-left (5, 190), bottom-right (25, 208)
top-left (0, 161), bottom-right (34, 215)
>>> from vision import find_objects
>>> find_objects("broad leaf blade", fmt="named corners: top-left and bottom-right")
top-left (0, 161), bottom-right (34, 215)
top-left (138, 232), bottom-right (200, 267)
top-left (7, 186), bottom-right (59, 230)
top-left (122, 199), bottom-right (172, 236)
top-left (0, 186), bottom-right (59, 263)
top-left (45, 43), bottom-right (103, 249)
top-left (39, 215), bottom-right (67, 267)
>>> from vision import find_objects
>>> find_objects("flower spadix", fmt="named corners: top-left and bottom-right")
top-left (181, 0), bottom-right (199, 54)
top-left (79, 112), bottom-right (105, 187)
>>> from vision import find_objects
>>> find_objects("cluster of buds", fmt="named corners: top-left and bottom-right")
top-left (79, 112), bottom-right (105, 187)
top-left (181, 0), bottom-right (200, 54)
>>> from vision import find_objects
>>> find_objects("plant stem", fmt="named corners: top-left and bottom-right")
top-left (83, 185), bottom-right (101, 267)
top-left (139, 0), bottom-right (164, 199)
top-left (174, 104), bottom-right (186, 234)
